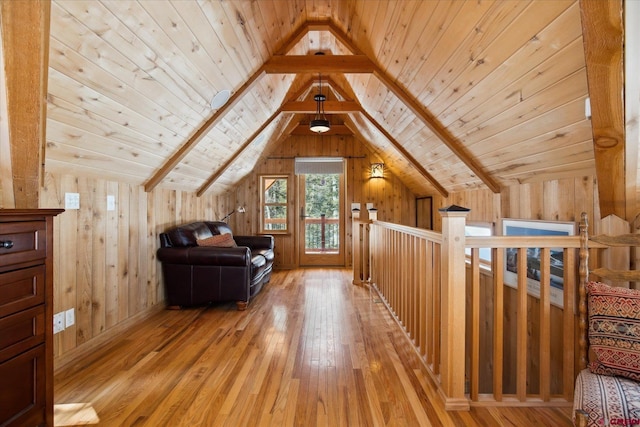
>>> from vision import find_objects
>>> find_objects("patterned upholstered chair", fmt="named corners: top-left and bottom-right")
top-left (573, 283), bottom-right (640, 426)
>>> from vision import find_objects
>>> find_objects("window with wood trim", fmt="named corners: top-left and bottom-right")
top-left (260, 175), bottom-right (289, 233)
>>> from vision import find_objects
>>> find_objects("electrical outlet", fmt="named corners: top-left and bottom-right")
top-left (65, 308), bottom-right (75, 327)
top-left (53, 312), bottom-right (65, 334)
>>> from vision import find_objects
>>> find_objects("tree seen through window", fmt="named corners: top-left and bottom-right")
top-left (304, 174), bottom-right (340, 252)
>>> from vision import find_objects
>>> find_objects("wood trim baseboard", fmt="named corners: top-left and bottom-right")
top-left (53, 303), bottom-right (165, 374)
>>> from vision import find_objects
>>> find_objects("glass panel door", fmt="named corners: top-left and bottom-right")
top-left (298, 173), bottom-right (344, 266)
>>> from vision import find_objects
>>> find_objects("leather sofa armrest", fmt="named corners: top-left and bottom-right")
top-left (235, 235), bottom-right (274, 250)
top-left (157, 246), bottom-right (251, 266)
top-left (159, 233), bottom-right (172, 248)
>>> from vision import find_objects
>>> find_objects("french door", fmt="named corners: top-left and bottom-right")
top-left (298, 172), bottom-right (345, 266)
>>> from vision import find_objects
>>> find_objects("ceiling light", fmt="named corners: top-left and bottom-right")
top-left (310, 67), bottom-right (330, 133)
top-left (210, 89), bottom-right (231, 109)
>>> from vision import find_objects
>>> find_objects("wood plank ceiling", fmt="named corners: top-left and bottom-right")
top-left (46, 0), bottom-right (596, 198)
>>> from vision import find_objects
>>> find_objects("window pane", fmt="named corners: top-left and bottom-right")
top-left (304, 174), bottom-right (339, 219)
top-left (264, 205), bottom-right (287, 231)
top-left (465, 225), bottom-right (492, 263)
top-left (303, 174), bottom-right (340, 254)
top-left (261, 175), bottom-right (288, 233)
top-left (265, 178), bottom-right (287, 203)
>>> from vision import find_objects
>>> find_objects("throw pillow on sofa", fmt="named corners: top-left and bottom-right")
top-left (587, 281), bottom-right (640, 381)
top-left (197, 233), bottom-right (237, 248)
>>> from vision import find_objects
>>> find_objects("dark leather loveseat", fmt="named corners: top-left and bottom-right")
top-left (157, 221), bottom-right (274, 310)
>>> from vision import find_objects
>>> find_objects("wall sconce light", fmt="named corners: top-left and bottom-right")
top-left (370, 163), bottom-right (384, 178)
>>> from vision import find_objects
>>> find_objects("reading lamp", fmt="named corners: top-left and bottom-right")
top-left (221, 206), bottom-right (246, 223)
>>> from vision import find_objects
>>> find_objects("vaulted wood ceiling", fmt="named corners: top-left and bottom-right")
top-left (45, 1), bottom-right (604, 200)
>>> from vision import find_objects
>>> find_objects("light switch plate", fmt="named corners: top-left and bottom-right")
top-left (65, 192), bottom-right (80, 210)
top-left (107, 195), bottom-right (115, 211)
top-left (65, 308), bottom-right (75, 327)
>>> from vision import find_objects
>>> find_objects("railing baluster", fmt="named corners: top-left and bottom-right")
top-left (418, 238), bottom-right (426, 357)
top-left (320, 214), bottom-right (326, 251)
top-left (539, 247), bottom-right (551, 401)
top-left (471, 248), bottom-right (481, 401)
top-left (492, 247), bottom-right (504, 402)
top-left (364, 220), bottom-right (582, 409)
top-left (433, 241), bottom-right (441, 376)
top-left (516, 247), bottom-right (528, 401)
top-left (563, 248), bottom-right (576, 399)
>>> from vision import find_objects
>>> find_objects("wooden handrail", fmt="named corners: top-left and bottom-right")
top-left (466, 235), bottom-right (582, 248)
top-left (365, 219), bottom-right (449, 406)
top-left (369, 220), bottom-right (443, 242)
top-left (361, 217), bottom-right (582, 410)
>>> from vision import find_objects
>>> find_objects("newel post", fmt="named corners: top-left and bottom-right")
top-left (439, 205), bottom-right (471, 410)
top-left (366, 208), bottom-right (377, 283)
top-left (352, 208), bottom-right (362, 285)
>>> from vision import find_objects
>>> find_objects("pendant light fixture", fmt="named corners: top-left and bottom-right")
top-left (309, 53), bottom-right (330, 134)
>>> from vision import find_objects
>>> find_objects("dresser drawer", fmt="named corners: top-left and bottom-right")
top-left (0, 344), bottom-right (46, 427)
top-left (0, 220), bottom-right (47, 269)
top-left (0, 265), bottom-right (45, 318)
top-left (0, 305), bottom-right (45, 364)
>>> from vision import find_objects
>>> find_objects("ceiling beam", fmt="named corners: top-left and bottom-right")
top-left (144, 67), bottom-right (266, 192)
top-left (197, 73), bottom-right (357, 193)
top-left (286, 76), bottom-right (316, 102)
top-left (253, 113), bottom-right (305, 167)
top-left (275, 20), bottom-right (314, 55)
top-left (311, 21), bottom-right (363, 55)
top-left (580, 0), bottom-right (625, 219)
top-left (356, 109), bottom-right (449, 198)
top-left (323, 76), bottom-right (355, 101)
top-left (197, 108), bottom-right (281, 197)
top-left (281, 100), bottom-right (360, 113)
top-left (292, 71), bottom-right (450, 195)
top-left (317, 23), bottom-right (501, 194)
top-left (291, 75), bottom-right (353, 103)
top-left (0, 0), bottom-right (50, 208)
top-left (264, 55), bottom-right (375, 74)
top-left (626, 1), bottom-right (640, 221)
top-left (146, 19), bottom-right (491, 198)
top-left (276, 20), bottom-right (362, 56)
top-left (198, 108), bottom-right (302, 196)
top-left (370, 68), bottom-right (500, 194)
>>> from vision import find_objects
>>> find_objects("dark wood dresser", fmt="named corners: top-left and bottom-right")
top-left (0, 209), bottom-right (63, 427)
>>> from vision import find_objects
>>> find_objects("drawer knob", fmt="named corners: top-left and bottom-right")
top-left (0, 240), bottom-right (14, 249)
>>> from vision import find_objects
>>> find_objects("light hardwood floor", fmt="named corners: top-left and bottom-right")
top-left (54, 269), bottom-right (574, 426)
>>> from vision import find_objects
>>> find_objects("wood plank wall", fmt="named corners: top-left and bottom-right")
top-left (227, 134), bottom-right (417, 269)
top-left (40, 160), bottom-right (599, 366)
top-left (40, 171), bottom-right (233, 359)
top-left (430, 176), bottom-right (599, 231)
